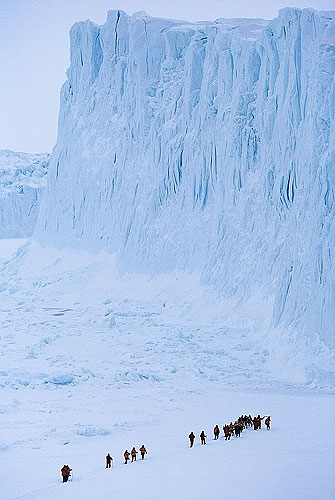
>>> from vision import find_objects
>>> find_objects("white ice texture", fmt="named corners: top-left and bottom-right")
top-left (0, 150), bottom-right (49, 237)
top-left (33, 8), bottom-right (335, 354)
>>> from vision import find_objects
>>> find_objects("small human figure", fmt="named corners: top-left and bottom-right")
top-left (200, 430), bottom-right (207, 445)
top-left (124, 449), bottom-right (130, 464)
top-left (139, 445), bottom-right (147, 460)
top-left (238, 416), bottom-right (245, 430)
top-left (213, 425), bottom-right (220, 440)
top-left (189, 432), bottom-right (196, 447)
top-left (229, 422), bottom-right (234, 437)
top-left (235, 422), bottom-right (242, 438)
top-left (223, 424), bottom-right (230, 441)
top-left (253, 416), bottom-right (259, 430)
top-left (60, 464), bottom-right (72, 483)
top-left (265, 416), bottom-right (271, 430)
top-left (257, 415), bottom-right (265, 429)
top-left (131, 446), bottom-right (138, 462)
top-left (106, 453), bottom-right (113, 468)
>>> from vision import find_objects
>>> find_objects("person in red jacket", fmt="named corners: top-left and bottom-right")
top-left (124, 449), bottom-right (130, 464)
top-left (223, 424), bottom-right (230, 441)
top-left (131, 447), bottom-right (138, 462)
top-left (139, 445), bottom-right (147, 460)
top-left (60, 464), bottom-right (72, 483)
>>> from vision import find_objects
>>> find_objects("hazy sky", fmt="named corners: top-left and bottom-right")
top-left (1, 0), bottom-right (334, 153)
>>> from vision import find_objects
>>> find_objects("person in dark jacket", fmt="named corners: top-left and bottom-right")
top-left (234, 422), bottom-right (242, 437)
top-left (265, 416), bottom-right (271, 430)
top-left (257, 415), bottom-right (265, 429)
top-left (139, 445), bottom-right (147, 460)
top-left (213, 425), bottom-right (220, 440)
top-left (106, 453), bottom-right (113, 468)
top-left (200, 430), bottom-right (207, 445)
top-left (189, 431), bottom-right (196, 447)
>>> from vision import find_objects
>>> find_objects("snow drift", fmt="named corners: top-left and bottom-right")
top-left (0, 150), bottom-right (49, 237)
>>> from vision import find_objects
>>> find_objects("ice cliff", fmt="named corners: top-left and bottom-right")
top-left (35, 8), bottom-right (335, 349)
top-left (0, 150), bottom-right (49, 237)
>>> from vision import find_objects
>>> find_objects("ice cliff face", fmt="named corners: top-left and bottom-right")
top-left (0, 150), bottom-right (49, 237)
top-left (36, 8), bottom-right (335, 348)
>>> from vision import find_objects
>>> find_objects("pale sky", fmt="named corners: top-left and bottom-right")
top-left (1, 0), bottom-right (334, 153)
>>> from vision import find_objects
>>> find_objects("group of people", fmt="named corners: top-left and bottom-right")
top-left (105, 445), bottom-right (148, 467)
top-left (61, 445), bottom-right (148, 482)
top-left (123, 445), bottom-right (147, 464)
top-left (188, 414), bottom-right (271, 447)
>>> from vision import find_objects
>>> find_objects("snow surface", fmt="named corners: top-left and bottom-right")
top-left (0, 150), bottom-right (49, 238)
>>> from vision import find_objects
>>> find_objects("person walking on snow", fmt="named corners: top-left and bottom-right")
top-left (60, 464), bottom-right (72, 483)
top-left (253, 416), bottom-right (259, 430)
top-left (139, 445), bottom-right (147, 460)
top-left (200, 430), bottom-right (207, 445)
top-left (213, 425), bottom-right (220, 440)
top-left (265, 416), bottom-right (271, 430)
top-left (223, 424), bottom-right (230, 441)
top-left (124, 449), bottom-right (130, 464)
top-left (106, 453), bottom-right (113, 468)
top-left (234, 422), bottom-right (242, 437)
top-left (131, 447), bottom-right (138, 462)
top-left (189, 432), bottom-right (196, 447)
top-left (257, 415), bottom-right (265, 429)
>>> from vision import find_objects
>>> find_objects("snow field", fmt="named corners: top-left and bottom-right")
top-left (2, 387), bottom-right (334, 499)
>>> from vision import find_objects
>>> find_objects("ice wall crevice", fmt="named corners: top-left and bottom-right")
top-left (35, 8), bottom-right (335, 349)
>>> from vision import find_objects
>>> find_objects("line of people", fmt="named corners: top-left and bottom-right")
top-left (106, 445), bottom-right (148, 467)
top-left (61, 415), bottom-right (271, 481)
top-left (188, 414), bottom-right (271, 447)
top-left (123, 445), bottom-right (147, 464)
top-left (61, 445), bottom-right (148, 482)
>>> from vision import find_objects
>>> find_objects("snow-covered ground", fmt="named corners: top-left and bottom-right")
top-left (0, 239), bottom-right (334, 499)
